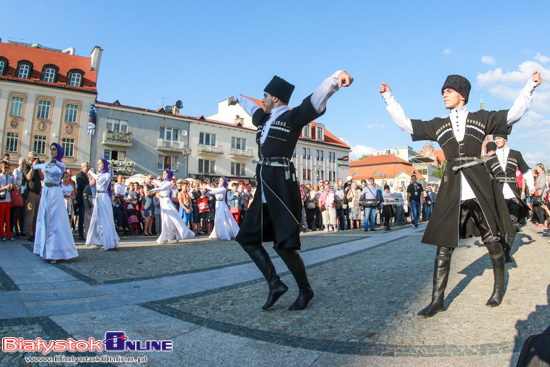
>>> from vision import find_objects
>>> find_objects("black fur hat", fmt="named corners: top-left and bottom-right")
top-left (264, 76), bottom-right (295, 104)
top-left (486, 141), bottom-right (497, 153)
top-left (442, 75), bottom-right (471, 104)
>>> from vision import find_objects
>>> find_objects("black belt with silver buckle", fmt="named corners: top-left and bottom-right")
top-left (97, 190), bottom-right (108, 193)
top-left (44, 183), bottom-right (59, 187)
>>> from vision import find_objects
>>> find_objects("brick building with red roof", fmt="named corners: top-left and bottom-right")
top-left (0, 40), bottom-right (102, 168)
top-left (349, 154), bottom-right (425, 190)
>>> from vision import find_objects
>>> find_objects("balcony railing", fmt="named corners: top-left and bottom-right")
top-left (157, 139), bottom-right (185, 151)
top-left (102, 131), bottom-right (133, 146)
top-left (229, 148), bottom-right (253, 158)
top-left (196, 144), bottom-right (223, 154)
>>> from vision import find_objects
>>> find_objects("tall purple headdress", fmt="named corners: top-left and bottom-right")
top-left (51, 143), bottom-right (64, 162)
top-left (164, 169), bottom-right (174, 199)
top-left (220, 177), bottom-right (229, 205)
top-left (100, 158), bottom-right (113, 199)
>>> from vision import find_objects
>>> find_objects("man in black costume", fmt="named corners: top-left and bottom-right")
top-left (486, 133), bottom-right (535, 263)
top-left (230, 70), bottom-right (353, 310)
top-left (380, 71), bottom-right (542, 317)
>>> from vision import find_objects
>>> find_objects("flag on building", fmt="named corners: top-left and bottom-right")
top-left (87, 104), bottom-right (97, 135)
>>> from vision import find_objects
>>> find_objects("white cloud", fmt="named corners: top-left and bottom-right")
top-left (443, 49), bottom-right (452, 55)
top-left (340, 138), bottom-right (377, 161)
top-left (478, 60), bottom-right (549, 87)
top-left (366, 124), bottom-right (384, 130)
top-left (350, 145), bottom-right (377, 160)
top-left (524, 151), bottom-right (550, 166)
top-left (535, 52), bottom-right (550, 64)
top-left (481, 56), bottom-right (496, 65)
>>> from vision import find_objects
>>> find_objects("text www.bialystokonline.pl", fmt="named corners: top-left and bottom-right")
top-left (24, 354), bottom-right (148, 364)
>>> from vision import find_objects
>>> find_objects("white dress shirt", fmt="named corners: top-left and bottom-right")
top-left (383, 78), bottom-right (537, 201)
top-left (495, 146), bottom-right (535, 199)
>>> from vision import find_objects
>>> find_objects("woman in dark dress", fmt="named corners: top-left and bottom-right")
top-left (142, 175), bottom-right (155, 236)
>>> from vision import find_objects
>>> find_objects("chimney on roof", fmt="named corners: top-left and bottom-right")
top-left (235, 115), bottom-right (244, 125)
top-left (91, 46), bottom-right (103, 74)
top-left (62, 47), bottom-right (75, 55)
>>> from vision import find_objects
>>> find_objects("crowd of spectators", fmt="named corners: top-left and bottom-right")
top-left (1, 150), bottom-right (548, 242)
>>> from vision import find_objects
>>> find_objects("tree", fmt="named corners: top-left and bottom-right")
top-left (359, 154), bottom-right (372, 160)
top-left (436, 160), bottom-right (447, 179)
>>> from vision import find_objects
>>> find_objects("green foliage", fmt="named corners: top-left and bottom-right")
top-left (436, 161), bottom-right (447, 179)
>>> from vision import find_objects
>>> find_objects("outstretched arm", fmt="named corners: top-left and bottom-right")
top-left (380, 82), bottom-right (414, 134)
top-left (228, 95), bottom-right (261, 117)
top-left (310, 71), bottom-right (354, 114)
top-left (508, 71), bottom-right (542, 125)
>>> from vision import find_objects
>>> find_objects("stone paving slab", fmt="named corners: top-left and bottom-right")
top-left (144, 225), bottom-right (549, 358)
top-left (30, 234), bottom-right (365, 286)
top-left (0, 222), bottom-right (548, 366)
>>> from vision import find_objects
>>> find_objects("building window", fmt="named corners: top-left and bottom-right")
top-left (316, 150), bottom-right (319, 161)
top-left (329, 171), bottom-right (332, 182)
top-left (321, 171), bottom-right (324, 180)
top-left (231, 162), bottom-right (246, 177)
top-left (9, 97), bottom-right (24, 116)
top-left (69, 72), bottom-right (82, 87)
top-left (307, 169), bottom-right (311, 180)
top-left (231, 137), bottom-right (246, 150)
top-left (33, 135), bottom-right (47, 155)
top-left (302, 148), bottom-right (306, 159)
top-left (5, 133), bottom-right (19, 152)
top-left (159, 126), bottom-right (178, 141)
top-left (320, 151), bottom-right (324, 161)
top-left (0, 60), bottom-right (5, 76)
top-left (198, 159), bottom-right (215, 174)
top-left (61, 138), bottom-right (75, 157)
top-left (107, 118), bottom-right (128, 132)
top-left (316, 127), bottom-right (324, 141)
top-left (65, 104), bottom-right (79, 123)
top-left (302, 124), bottom-right (311, 137)
top-left (43, 68), bottom-right (56, 83)
top-left (158, 155), bottom-right (178, 171)
top-left (18, 64), bottom-right (30, 79)
top-left (303, 169), bottom-right (306, 181)
top-left (307, 148), bottom-right (311, 159)
top-left (36, 100), bottom-right (51, 120)
top-left (293, 149), bottom-right (296, 158)
top-left (316, 170), bottom-right (320, 181)
top-left (199, 132), bottom-right (216, 146)
top-left (104, 150), bottom-right (126, 161)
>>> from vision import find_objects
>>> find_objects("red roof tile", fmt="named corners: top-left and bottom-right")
top-left (0, 41), bottom-right (97, 93)
top-left (243, 96), bottom-right (350, 149)
top-left (350, 154), bottom-right (409, 167)
top-left (350, 164), bottom-right (425, 181)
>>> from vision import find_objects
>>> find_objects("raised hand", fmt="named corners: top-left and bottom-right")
top-left (338, 71), bottom-right (354, 88)
top-left (532, 71), bottom-right (542, 86)
top-left (380, 82), bottom-right (392, 94)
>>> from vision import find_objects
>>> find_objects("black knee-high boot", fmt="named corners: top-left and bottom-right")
top-left (240, 244), bottom-right (288, 310)
top-left (504, 232), bottom-right (515, 263)
top-left (485, 241), bottom-right (506, 307)
top-left (275, 249), bottom-right (314, 310)
top-left (418, 246), bottom-right (453, 318)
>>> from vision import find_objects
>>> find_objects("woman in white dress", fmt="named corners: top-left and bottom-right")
top-left (86, 158), bottom-right (120, 250)
top-left (61, 172), bottom-right (75, 222)
top-left (206, 177), bottom-right (239, 241)
top-left (151, 169), bottom-right (195, 244)
top-left (33, 143), bottom-right (78, 264)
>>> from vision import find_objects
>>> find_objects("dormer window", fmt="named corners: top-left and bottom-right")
top-left (302, 123), bottom-right (311, 138)
top-left (67, 69), bottom-right (84, 87)
top-left (0, 57), bottom-right (8, 76)
top-left (41, 65), bottom-right (59, 83)
top-left (316, 126), bottom-right (324, 141)
top-left (17, 61), bottom-right (32, 79)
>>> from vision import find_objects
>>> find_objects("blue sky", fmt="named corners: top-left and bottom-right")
top-left (3, 1), bottom-right (549, 165)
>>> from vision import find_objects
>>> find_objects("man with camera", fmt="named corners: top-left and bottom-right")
top-left (23, 152), bottom-right (43, 242)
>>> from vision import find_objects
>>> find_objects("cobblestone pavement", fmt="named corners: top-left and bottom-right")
top-left (0, 222), bottom-right (548, 366)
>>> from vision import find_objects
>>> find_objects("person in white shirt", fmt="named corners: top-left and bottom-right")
top-left (380, 71), bottom-right (542, 317)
